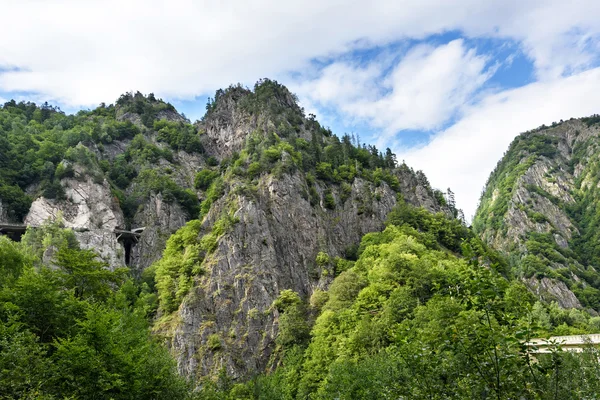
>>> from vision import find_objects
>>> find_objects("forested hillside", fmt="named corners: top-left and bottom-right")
top-left (0, 80), bottom-right (456, 388)
top-left (148, 81), bottom-right (454, 379)
top-left (474, 117), bottom-right (600, 311)
top-left (0, 222), bottom-right (189, 399)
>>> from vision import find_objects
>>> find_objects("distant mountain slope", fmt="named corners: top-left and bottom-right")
top-left (474, 116), bottom-right (600, 311)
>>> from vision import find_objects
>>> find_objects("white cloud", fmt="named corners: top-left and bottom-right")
top-left (294, 40), bottom-right (493, 135)
top-left (2, 0), bottom-right (600, 218)
top-left (0, 0), bottom-right (599, 105)
top-left (398, 67), bottom-right (600, 221)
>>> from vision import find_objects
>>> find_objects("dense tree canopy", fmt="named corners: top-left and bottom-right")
top-left (0, 223), bottom-right (189, 399)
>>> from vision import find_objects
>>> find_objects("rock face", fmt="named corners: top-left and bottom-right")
top-left (526, 277), bottom-right (582, 309)
top-left (25, 165), bottom-right (126, 267)
top-left (199, 86), bottom-right (254, 159)
top-left (169, 169), bottom-right (445, 380)
top-left (148, 81), bottom-right (453, 380)
top-left (474, 118), bottom-right (600, 310)
top-left (131, 193), bottom-right (188, 273)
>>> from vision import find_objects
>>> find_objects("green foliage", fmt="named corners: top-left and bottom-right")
top-left (315, 252), bottom-right (330, 267)
top-left (54, 247), bottom-right (128, 301)
top-left (0, 97), bottom-right (204, 228)
top-left (154, 119), bottom-right (203, 153)
top-left (386, 198), bottom-right (470, 253)
top-left (21, 219), bottom-right (79, 261)
top-left (205, 202), bottom-right (600, 399)
top-left (273, 290), bottom-right (310, 349)
top-left (237, 79), bottom-right (304, 134)
top-left (154, 214), bottom-right (237, 315)
top-left (154, 220), bottom-right (204, 314)
top-left (207, 334), bottom-right (222, 351)
top-left (273, 289), bottom-right (302, 313)
top-left (0, 224), bottom-right (189, 399)
top-left (0, 236), bottom-right (31, 288)
top-left (129, 169), bottom-right (200, 220)
top-left (206, 156), bottom-right (219, 167)
top-left (582, 114), bottom-right (600, 126)
top-left (323, 189), bottom-right (335, 210)
top-left (315, 162), bottom-right (334, 181)
top-left (195, 169), bottom-right (220, 190)
top-left (200, 177), bottom-right (225, 216)
top-left (126, 134), bottom-right (173, 164)
top-left (201, 83), bottom-right (413, 216)
top-left (116, 91), bottom-right (177, 128)
top-left (0, 184), bottom-right (32, 221)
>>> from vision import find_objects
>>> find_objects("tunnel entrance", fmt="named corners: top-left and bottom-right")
top-left (0, 224), bottom-right (27, 242)
top-left (115, 228), bottom-right (145, 267)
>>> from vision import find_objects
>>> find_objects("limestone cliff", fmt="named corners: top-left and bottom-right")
top-left (25, 163), bottom-right (127, 267)
top-left (1, 94), bottom-right (200, 271)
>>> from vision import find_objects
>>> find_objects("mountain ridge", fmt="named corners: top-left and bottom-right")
top-left (474, 116), bottom-right (600, 311)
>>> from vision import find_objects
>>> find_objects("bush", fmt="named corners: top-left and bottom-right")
top-left (206, 156), bottom-right (219, 166)
top-left (55, 162), bottom-right (74, 180)
top-left (323, 189), bottom-right (335, 210)
top-left (200, 177), bottom-right (225, 216)
top-left (247, 161), bottom-right (262, 179)
top-left (154, 119), bottom-right (203, 153)
top-left (132, 169), bottom-right (200, 218)
top-left (194, 169), bottom-right (220, 190)
top-left (316, 162), bottom-right (334, 181)
top-left (42, 180), bottom-right (66, 200)
top-left (0, 184), bottom-right (32, 221)
top-left (207, 334), bottom-right (222, 351)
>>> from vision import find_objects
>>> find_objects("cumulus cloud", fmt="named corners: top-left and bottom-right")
top-left (0, 0), bottom-right (599, 105)
top-left (398, 67), bottom-right (600, 220)
top-left (294, 40), bottom-right (494, 135)
top-left (1, 0), bottom-right (600, 217)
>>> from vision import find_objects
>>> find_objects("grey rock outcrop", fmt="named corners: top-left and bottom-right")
top-left (198, 87), bottom-right (254, 159)
top-left (167, 169), bottom-right (445, 380)
top-left (25, 165), bottom-right (126, 267)
top-left (131, 193), bottom-right (188, 273)
top-left (526, 276), bottom-right (582, 309)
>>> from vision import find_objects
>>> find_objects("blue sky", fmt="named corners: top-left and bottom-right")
top-left (2, 0), bottom-right (600, 219)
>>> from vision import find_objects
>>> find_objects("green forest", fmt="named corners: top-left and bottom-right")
top-left (0, 221), bottom-right (189, 399)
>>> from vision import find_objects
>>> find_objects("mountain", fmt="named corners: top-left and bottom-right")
top-left (474, 116), bottom-right (600, 311)
top-left (3, 81), bottom-right (600, 399)
top-left (0, 80), bottom-right (452, 380)
top-left (150, 81), bottom-right (454, 379)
